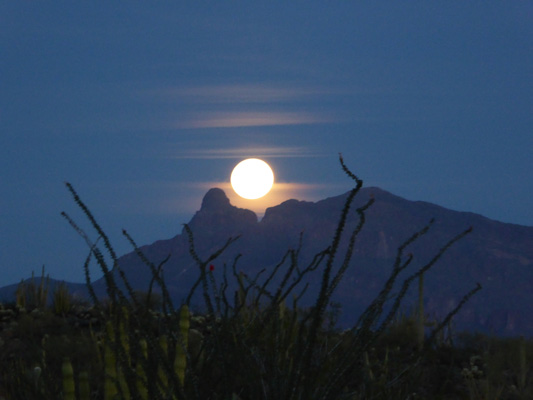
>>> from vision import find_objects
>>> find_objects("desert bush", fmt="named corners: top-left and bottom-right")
top-left (15, 266), bottom-right (50, 311)
top-left (51, 282), bottom-right (73, 316)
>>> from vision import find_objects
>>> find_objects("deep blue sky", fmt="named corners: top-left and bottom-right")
top-left (1, 3), bottom-right (532, 285)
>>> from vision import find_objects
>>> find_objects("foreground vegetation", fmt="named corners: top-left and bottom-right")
top-left (0, 157), bottom-right (530, 399)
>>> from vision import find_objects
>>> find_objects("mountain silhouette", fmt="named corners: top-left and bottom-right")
top-left (2, 187), bottom-right (532, 337)
top-left (97, 187), bottom-right (533, 337)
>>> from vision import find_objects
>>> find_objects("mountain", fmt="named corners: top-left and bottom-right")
top-left (98, 187), bottom-right (533, 337)
top-left (3, 187), bottom-right (533, 337)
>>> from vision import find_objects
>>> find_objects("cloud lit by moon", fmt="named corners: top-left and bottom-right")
top-left (175, 111), bottom-right (332, 129)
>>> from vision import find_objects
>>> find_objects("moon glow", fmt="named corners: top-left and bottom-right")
top-left (231, 158), bottom-right (274, 199)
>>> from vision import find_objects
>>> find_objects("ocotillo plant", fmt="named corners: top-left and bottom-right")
top-left (58, 154), bottom-right (481, 400)
top-left (417, 272), bottom-right (425, 352)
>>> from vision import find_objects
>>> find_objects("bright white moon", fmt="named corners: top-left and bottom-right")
top-left (231, 158), bottom-right (274, 199)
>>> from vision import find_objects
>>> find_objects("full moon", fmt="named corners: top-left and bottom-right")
top-left (231, 158), bottom-right (274, 199)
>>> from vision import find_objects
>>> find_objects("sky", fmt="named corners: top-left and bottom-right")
top-left (1, 2), bottom-right (532, 285)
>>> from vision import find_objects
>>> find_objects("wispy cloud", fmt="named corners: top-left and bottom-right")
top-left (188, 181), bottom-right (337, 193)
top-left (167, 146), bottom-right (325, 159)
top-left (142, 82), bottom-right (346, 129)
top-left (174, 111), bottom-right (333, 129)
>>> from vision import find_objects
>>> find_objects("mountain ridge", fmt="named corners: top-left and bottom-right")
top-left (2, 186), bottom-right (532, 337)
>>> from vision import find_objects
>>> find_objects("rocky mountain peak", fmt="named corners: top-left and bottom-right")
top-left (186, 189), bottom-right (258, 245)
top-left (200, 188), bottom-right (231, 212)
